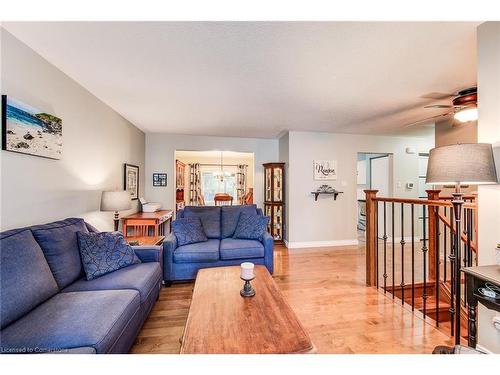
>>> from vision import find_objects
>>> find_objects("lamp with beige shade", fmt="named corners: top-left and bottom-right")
top-left (101, 190), bottom-right (132, 231)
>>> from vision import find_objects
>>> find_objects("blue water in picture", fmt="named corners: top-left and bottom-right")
top-left (6, 104), bottom-right (44, 128)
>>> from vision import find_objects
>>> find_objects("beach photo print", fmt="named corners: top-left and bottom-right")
top-left (2, 95), bottom-right (63, 159)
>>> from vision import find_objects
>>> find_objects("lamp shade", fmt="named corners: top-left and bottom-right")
top-left (100, 190), bottom-right (132, 212)
top-left (426, 143), bottom-right (498, 185)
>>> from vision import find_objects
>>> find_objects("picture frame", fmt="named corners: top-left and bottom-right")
top-left (153, 173), bottom-right (167, 187)
top-left (124, 163), bottom-right (139, 200)
top-left (313, 160), bottom-right (337, 180)
top-left (2, 95), bottom-right (63, 160)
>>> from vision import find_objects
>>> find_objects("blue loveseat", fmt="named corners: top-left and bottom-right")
top-left (163, 205), bottom-right (274, 282)
top-left (0, 218), bottom-right (162, 354)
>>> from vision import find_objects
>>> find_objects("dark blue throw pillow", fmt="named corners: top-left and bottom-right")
top-left (172, 217), bottom-right (208, 246)
top-left (233, 213), bottom-right (270, 241)
top-left (77, 232), bottom-right (141, 280)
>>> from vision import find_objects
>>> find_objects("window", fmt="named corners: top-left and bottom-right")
top-left (200, 165), bottom-right (238, 205)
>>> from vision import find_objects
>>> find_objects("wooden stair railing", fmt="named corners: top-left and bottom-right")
top-left (364, 189), bottom-right (477, 342)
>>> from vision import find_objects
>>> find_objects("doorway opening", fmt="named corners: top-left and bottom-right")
top-left (174, 150), bottom-right (255, 212)
top-left (356, 152), bottom-right (394, 241)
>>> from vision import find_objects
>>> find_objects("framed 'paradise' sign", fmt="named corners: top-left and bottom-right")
top-left (313, 160), bottom-right (337, 180)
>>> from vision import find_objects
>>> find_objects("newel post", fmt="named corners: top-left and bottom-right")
top-left (364, 190), bottom-right (378, 286)
top-left (426, 189), bottom-right (441, 281)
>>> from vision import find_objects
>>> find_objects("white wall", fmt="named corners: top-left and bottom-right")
top-left (477, 21), bottom-right (500, 354)
top-left (0, 29), bottom-right (145, 231)
top-left (286, 131), bottom-right (434, 247)
top-left (145, 134), bottom-right (278, 212)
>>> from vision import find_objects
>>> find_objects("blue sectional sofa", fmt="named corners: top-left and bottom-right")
top-left (0, 218), bottom-right (162, 354)
top-left (163, 205), bottom-right (274, 282)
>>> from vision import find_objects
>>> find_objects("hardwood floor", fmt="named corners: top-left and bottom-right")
top-left (131, 244), bottom-right (453, 354)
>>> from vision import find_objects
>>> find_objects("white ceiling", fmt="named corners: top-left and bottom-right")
top-left (2, 22), bottom-right (478, 138)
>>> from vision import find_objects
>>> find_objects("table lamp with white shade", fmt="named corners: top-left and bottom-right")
top-left (426, 143), bottom-right (498, 344)
top-left (101, 190), bottom-right (132, 231)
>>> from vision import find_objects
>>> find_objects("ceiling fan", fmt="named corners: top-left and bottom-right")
top-left (405, 86), bottom-right (478, 128)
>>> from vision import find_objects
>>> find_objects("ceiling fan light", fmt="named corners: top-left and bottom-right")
top-left (454, 107), bottom-right (478, 123)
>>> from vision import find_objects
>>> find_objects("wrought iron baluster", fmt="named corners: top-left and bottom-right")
top-left (411, 204), bottom-right (415, 311)
top-left (392, 202), bottom-right (395, 298)
top-left (422, 205), bottom-right (428, 318)
top-left (400, 203), bottom-right (405, 305)
top-left (376, 201), bottom-right (379, 289)
top-left (468, 208), bottom-right (473, 267)
top-left (383, 202), bottom-right (388, 294)
top-left (449, 206), bottom-right (455, 336)
top-left (435, 205), bottom-right (440, 327)
top-left (463, 206), bottom-right (468, 270)
top-left (443, 207), bottom-right (447, 283)
top-left (464, 208), bottom-right (473, 308)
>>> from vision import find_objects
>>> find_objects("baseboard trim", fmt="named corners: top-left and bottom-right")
top-left (285, 239), bottom-right (359, 249)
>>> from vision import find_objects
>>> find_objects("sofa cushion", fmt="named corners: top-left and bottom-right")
top-left (221, 205), bottom-right (258, 238)
top-left (31, 218), bottom-right (88, 289)
top-left (62, 263), bottom-right (161, 303)
top-left (0, 229), bottom-right (59, 329)
top-left (219, 238), bottom-right (265, 260)
top-left (172, 217), bottom-right (208, 246)
top-left (0, 290), bottom-right (140, 354)
top-left (173, 239), bottom-right (220, 263)
top-left (182, 206), bottom-right (221, 239)
top-left (77, 232), bottom-right (141, 280)
top-left (233, 213), bottom-right (270, 241)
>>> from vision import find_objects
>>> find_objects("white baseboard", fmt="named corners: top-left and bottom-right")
top-left (285, 239), bottom-right (359, 249)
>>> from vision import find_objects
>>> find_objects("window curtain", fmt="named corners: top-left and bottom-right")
top-left (189, 163), bottom-right (201, 205)
top-left (236, 164), bottom-right (247, 203)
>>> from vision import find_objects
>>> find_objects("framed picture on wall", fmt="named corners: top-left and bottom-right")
top-left (153, 173), bottom-right (167, 187)
top-left (2, 95), bottom-right (63, 160)
top-left (124, 163), bottom-right (139, 200)
top-left (313, 160), bottom-right (337, 180)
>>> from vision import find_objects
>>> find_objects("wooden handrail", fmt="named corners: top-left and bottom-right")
top-left (438, 195), bottom-right (476, 201)
top-left (437, 211), bottom-right (477, 253)
top-left (373, 197), bottom-right (476, 210)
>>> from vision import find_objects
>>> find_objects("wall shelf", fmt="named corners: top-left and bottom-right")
top-left (311, 191), bottom-right (343, 201)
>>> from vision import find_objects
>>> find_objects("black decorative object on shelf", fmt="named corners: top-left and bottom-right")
top-left (311, 185), bottom-right (343, 201)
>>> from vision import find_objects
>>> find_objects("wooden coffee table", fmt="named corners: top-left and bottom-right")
top-left (180, 265), bottom-right (314, 354)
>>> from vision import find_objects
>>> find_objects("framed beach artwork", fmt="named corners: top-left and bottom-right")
top-left (124, 163), bottom-right (139, 200)
top-left (313, 160), bottom-right (337, 180)
top-left (1, 95), bottom-right (63, 159)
